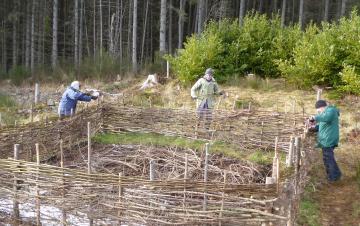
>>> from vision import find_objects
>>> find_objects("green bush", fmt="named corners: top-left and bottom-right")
top-left (168, 13), bottom-right (301, 84)
top-left (278, 10), bottom-right (360, 91)
top-left (337, 64), bottom-right (360, 95)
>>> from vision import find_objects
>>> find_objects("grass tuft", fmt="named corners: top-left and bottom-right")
top-left (297, 182), bottom-right (321, 226)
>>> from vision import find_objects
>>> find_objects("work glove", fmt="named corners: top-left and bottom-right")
top-left (91, 95), bottom-right (98, 100)
top-left (308, 116), bottom-right (315, 123)
top-left (308, 126), bottom-right (318, 133)
top-left (219, 90), bottom-right (225, 95)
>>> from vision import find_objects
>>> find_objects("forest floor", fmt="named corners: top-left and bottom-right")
top-left (0, 78), bottom-right (359, 225)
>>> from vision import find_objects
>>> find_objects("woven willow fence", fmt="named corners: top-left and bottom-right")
top-left (0, 102), bottom-right (314, 225)
top-left (102, 104), bottom-right (308, 152)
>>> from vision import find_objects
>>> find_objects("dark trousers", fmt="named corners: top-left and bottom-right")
top-left (322, 147), bottom-right (341, 181)
top-left (197, 100), bottom-right (212, 130)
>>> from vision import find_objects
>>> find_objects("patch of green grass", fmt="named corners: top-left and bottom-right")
top-left (94, 132), bottom-right (276, 164)
top-left (0, 93), bottom-right (16, 108)
top-left (247, 151), bottom-right (273, 165)
top-left (353, 201), bottom-right (360, 218)
top-left (297, 176), bottom-right (321, 226)
top-left (298, 198), bottom-right (321, 226)
top-left (356, 163), bottom-right (360, 189)
top-left (0, 93), bottom-right (18, 126)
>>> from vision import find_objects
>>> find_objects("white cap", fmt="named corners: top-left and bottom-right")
top-left (70, 81), bottom-right (80, 90)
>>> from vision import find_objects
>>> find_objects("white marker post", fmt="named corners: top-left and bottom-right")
top-left (35, 83), bottom-right (40, 104)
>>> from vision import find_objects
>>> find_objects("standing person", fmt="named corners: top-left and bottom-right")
top-left (191, 68), bottom-right (224, 131)
top-left (58, 81), bottom-right (98, 119)
top-left (309, 100), bottom-right (342, 182)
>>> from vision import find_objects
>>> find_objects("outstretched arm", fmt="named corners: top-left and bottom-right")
top-left (76, 92), bottom-right (92, 102)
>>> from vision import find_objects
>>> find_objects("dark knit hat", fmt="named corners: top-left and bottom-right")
top-left (315, 100), bottom-right (327, 109)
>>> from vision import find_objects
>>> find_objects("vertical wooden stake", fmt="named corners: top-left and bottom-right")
top-left (60, 139), bottom-right (64, 168)
top-left (35, 83), bottom-right (40, 104)
top-left (118, 172), bottom-right (123, 224)
top-left (35, 143), bottom-right (41, 226)
top-left (87, 122), bottom-right (91, 174)
top-left (260, 121), bottom-right (264, 146)
top-left (0, 112), bottom-right (2, 127)
top-left (232, 95), bottom-right (239, 111)
top-left (30, 104), bottom-right (34, 123)
top-left (60, 139), bottom-right (66, 226)
top-left (203, 143), bottom-right (209, 211)
top-left (219, 172), bottom-right (227, 226)
top-left (248, 102), bottom-right (252, 111)
top-left (294, 137), bottom-right (301, 195)
top-left (13, 144), bottom-right (20, 221)
top-left (70, 108), bottom-right (74, 117)
top-left (316, 89), bottom-right (322, 101)
top-left (272, 137), bottom-right (280, 193)
top-left (150, 159), bottom-right (155, 181)
top-left (183, 153), bottom-right (188, 208)
top-left (286, 137), bottom-right (294, 167)
top-left (87, 121), bottom-right (93, 225)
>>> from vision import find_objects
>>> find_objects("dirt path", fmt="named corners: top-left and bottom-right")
top-left (315, 177), bottom-right (360, 226)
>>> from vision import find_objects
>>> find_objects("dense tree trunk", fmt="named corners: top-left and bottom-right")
top-left (93, 0), bottom-right (96, 58)
top-left (273, 0), bottom-right (279, 13)
top-left (239, 0), bottom-right (245, 26)
top-left (168, 0), bottom-right (173, 54)
top-left (299, 0), bottom-right (304, 29)
top-left (197, 0), bottom-right (205, 33)
top-left (127, 0), bottom-right (132, 60)
top-left (219, 0), bottom-right (229, 19)
top-left (25, 2), bottom-right (31, 69)
top-left (2, 22), bottom-right (6, 72)
top-left (12, 1), bottom-right (18, 68)
top-left (51, 0), bottom-right (58, 69)
top-left (100, 0), bottom-right (103, 59)
top-left (79, 0), bottom-right (83, 65)
top-left (119, 0), bottom-right (123, 64)
top-left (30, 0), bottom-right (36, 73)
top-left (258, 0), bottom-right (264, 13)
top-left (160, 0), bottom-right (167, 56)
top-left (141, 0), bottom-right (149, 63)
top-left (178, 0), bottom-right (185, 49)
top-left (74, 0), bottom-right (79, 67)
top-left (132, 0), bottom-right (138, 73)
top-left (2, 0), bottom-right (360, 77)
top-left (324, 0), bottom-right (330, 21)
top-left (341, 0), bottom-right (347, 18)
top-left (281, 0), bottom-right (287, 27)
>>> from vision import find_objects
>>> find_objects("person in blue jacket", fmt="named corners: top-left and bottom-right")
top-left (58, 81), bottom-right (97, 119)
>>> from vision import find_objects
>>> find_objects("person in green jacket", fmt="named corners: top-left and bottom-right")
top-left (191, 68), bottom-right (224, 130)
top-left (309, 100), bottom-right (342, 182)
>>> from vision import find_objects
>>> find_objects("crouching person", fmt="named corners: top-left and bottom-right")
top-left (58, 81), bottom-right (98, 119)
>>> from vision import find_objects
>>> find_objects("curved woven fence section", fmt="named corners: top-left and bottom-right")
top-left (102, 104), bottom-right (308, 152)
top-left (0, 107), bottom-right (102, 159)
top-left (0, 158), bottom-right (286, 225)
top-left (0, 102), bottom-right (314, 225)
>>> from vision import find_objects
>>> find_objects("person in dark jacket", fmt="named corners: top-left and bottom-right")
top-left (58, 81), bottom-right (97, 119)
top-left (309, 100), bottom-right (342, 182)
